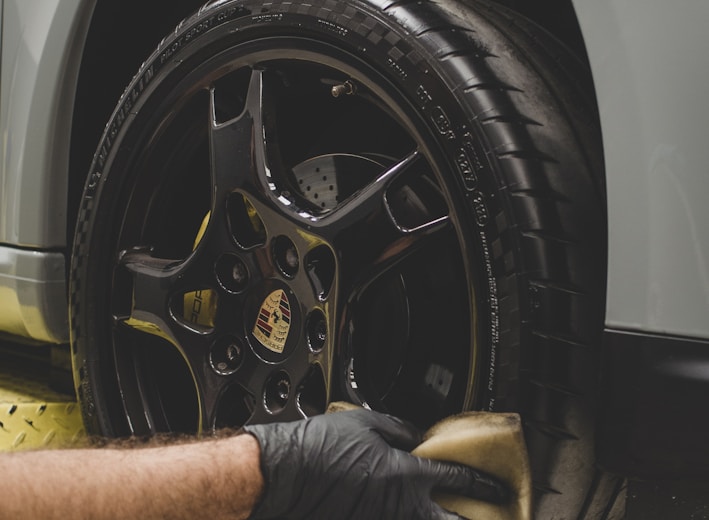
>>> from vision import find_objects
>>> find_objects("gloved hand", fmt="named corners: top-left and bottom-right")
top-left (242, 409), bottom-right (507, 519)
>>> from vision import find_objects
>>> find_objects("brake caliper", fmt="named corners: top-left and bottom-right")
top-left (183, 212), bottom-right (217, 327)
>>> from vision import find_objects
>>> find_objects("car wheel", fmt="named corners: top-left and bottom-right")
top-left (71, 0), bottom-right (615, 516)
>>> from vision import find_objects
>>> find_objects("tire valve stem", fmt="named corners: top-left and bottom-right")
top-left (331, 80), bottom-right (356, 98)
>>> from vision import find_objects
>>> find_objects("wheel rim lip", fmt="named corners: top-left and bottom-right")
top-left (99, 35), bottom-right (481, 434)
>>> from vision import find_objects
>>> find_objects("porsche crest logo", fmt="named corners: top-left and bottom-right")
top-left (253, 289), bottom-right (291, 353)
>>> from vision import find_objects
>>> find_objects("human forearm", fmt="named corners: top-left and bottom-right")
top-left (3, 433), bottom-right (263, 520)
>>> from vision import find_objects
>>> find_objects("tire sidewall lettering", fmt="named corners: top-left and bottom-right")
top-left (369, 24), bottom-right (502, 408)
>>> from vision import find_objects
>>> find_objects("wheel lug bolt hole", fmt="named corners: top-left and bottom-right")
top-left (306, 310), bottom-right (327, 353)
top-left (216, 254), bottom-right (249, 293)
top-left (276, 380), bottom-right (290, 400)
top-left (265, 370), bottom-right (291, 413)
top-left (273, 236), bottom-right (299, 279)
top-left (210, 336), bottom-right (244, 375)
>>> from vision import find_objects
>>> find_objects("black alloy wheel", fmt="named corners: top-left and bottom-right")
top-left (71, 0), bottom-right (618, 517)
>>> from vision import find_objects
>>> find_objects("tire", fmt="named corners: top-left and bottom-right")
top-left (70, 0), bottom-right (614, 517)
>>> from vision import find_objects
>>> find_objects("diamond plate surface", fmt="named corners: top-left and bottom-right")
top-left (0, 401), bottom-right (85, 451)
top-left (0, 358), bottom-right (85, 451)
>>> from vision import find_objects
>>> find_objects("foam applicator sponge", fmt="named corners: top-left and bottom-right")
top-left (326, 403), bottom-right (531, 520)
top-left (412, 411), bottom-right (531, 520)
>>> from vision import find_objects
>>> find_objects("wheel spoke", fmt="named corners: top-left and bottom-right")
top-left (317, 150), bottom-right (422, 238)
top-left (209, 68), bottom-right (283, 204)
top-left (192, 367), bottom-right (234, 433)
top-left (208, 75), bottom-right (255, 198)
top-left (308, 149), bottom-right (451, 293)
top-left (118, 249), bottom-right (186, 344)
top-left (354, 213), bottom-right (449, 291)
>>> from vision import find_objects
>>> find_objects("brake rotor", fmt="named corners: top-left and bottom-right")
top-left (291, 153), bottom-right (385, 211)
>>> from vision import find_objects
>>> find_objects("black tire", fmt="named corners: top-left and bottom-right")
top-left (70, 0), bottom-right (614, 517)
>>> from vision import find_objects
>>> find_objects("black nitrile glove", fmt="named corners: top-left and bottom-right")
top-left (242, 409), bottom-right (507, 520)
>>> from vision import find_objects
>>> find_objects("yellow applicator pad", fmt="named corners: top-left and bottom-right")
top-left (326, 403), bottom-right (532, 520)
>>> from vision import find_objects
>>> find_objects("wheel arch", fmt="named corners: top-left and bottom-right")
top-left (0, 0), bottom-right (207, 344)
top-left (67, 0), bottom-right (207, 246)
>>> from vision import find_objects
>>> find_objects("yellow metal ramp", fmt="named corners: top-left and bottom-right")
top-left (0, 352), bottom-right (84, 451)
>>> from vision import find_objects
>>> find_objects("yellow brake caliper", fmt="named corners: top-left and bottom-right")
top-left (183, 199), bottom-right (265, 327)
top-left (183, 212), bottom-right (217, 327)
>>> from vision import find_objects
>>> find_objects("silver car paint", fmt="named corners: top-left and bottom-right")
top-left (0, 0), bottom-right (94, 342)
top-left (0, 247), bottom-right (67, 342)
top-left (574, 0), bottom-right (709, 338)
top-left (0, 0), bottom-right (707, 343)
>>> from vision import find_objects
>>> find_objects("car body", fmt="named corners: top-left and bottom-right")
top-left (1, 0), bottom-right (707, 486)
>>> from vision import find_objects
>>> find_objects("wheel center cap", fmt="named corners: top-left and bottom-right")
top-left (246, 281), bottom-right (300, 363)
top-left (253, 289), bottom-right (292, 354)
